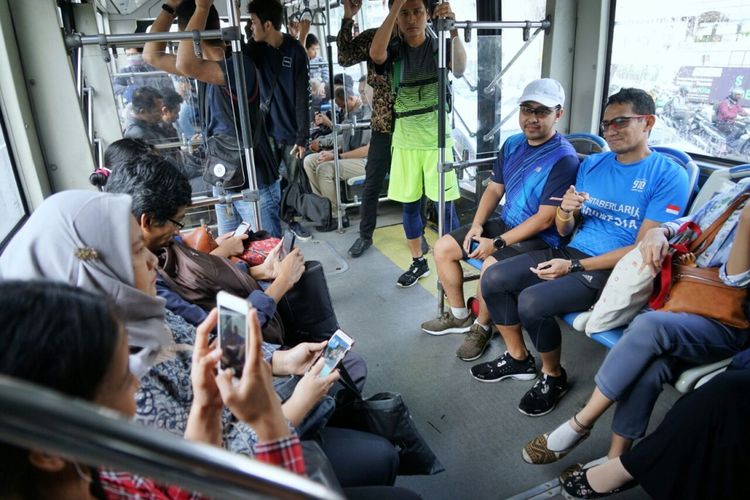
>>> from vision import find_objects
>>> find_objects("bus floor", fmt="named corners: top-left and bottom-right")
top-left (297, 203), bottom-right (671, 499)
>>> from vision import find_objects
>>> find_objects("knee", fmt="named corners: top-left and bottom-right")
top-left (480, 262), bottom-right (513, 299)
top-left (623, 311), bottom-right (674, 349)
top-left (319, 163), bottom-right (335, 182)
top-left (434, 235), bottom-right (461, 263)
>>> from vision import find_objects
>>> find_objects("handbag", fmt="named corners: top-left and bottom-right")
top-left (276, 261), bottom-right (339, 345)
top-left (237, 230), bottom-right (282, 267)
top-left (329, 366), bottom-right (445, 476)
top-left (649, 193), bottom-right (749, 328)
top-left (181, 225), bottom-right (219, 254)
top-left (203, 133), bottom-right (245, 188)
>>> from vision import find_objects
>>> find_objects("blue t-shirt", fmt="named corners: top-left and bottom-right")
top-left (492, 133), bottom-right (579, 247)
top-left (569, 151), bottom-right (690, 256)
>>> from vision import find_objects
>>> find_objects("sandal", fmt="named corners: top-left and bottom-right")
top-left (522, 417), bottom-right (592, 465)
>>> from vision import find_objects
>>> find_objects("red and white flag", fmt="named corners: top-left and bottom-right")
top-left (665, 204), bottom-right (681, 215)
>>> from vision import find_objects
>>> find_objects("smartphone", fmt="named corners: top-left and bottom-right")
top-left (319, 329), bottom-right (354, 378)
top-left (217, 291), bottom-right (250, 373)
top-left (233, 221), bottom-right (251, 238)
top-left (280, 229), bottom-right (296, 259)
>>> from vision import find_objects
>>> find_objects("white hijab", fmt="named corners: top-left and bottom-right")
top-left (0, 190), bottom-right (171, 377)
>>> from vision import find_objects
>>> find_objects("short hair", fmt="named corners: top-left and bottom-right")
top-left (358, 74), bottom-right (367, 83)
top-left (105, 155), bottom-right (192, 224)
top-left (0, 281), bottom-right (120, 497)
top-left (161, 88), bottom-right (184, 111)
top-left (333, 73), bottom-right (354, 89)
top-left (247, 0), bottom-right (284, 31)
top-left (175, 0), bottom-right (222, 44)
top-left (103, 138), bottom-right (157, 171)
top-left (334, 86), bottom-right (357, 101)
top-left (305, 33), bottom-right (320, 49)
top-left (606, 88), bottom-right (655, 115)
top-left (131, 86), bottom-right (163, 112)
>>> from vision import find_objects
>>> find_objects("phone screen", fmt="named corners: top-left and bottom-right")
top-left (319, 330), bottom-right (354, 377)
top-left (280, 229), bottom-right (296, 258)
top-left (233, 221), bottom-right (251, 238)
top-left (219, 304), bottom-right (248, 373)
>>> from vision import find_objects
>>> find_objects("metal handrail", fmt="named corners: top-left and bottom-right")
top-left (65, 29), bottom-right (231, 49)
top-left (0, 376), bottom-right (340, 500)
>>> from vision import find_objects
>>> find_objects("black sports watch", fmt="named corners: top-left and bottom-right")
top-left (492, 236), bottom-right (507, 250)
top-left (569, 259), bottom-right (585, 273)
top-left (162, 3), bottom-right (175, 15)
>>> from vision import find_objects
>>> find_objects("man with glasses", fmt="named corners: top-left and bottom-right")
top-left (421, 79), bottom-right (579, 361)
top-left (472, 88), bottom-right (691, 417)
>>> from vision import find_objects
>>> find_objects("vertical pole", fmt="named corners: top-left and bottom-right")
top-left (436, 0), bottom-right (447, 315)
top-left (227, 0), bottom-right (261, 230)
top-left (325, 0), bottom-right (343, 231)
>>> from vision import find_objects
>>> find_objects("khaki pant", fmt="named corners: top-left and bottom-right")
top-left (303, 153), bottom-right (366, 212)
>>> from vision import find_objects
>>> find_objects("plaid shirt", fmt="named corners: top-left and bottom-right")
top-left (337, 18), bottom-right (394, 134)
top-left (98, 435), bottom-right (305, 499)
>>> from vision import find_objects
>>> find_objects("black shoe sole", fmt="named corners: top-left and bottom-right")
top-left (396, 270), bottom-right (431, 288)
top-left (470, 369), bottom-right (537, 383)
top-left (517, 389), bottom-right (569, 417)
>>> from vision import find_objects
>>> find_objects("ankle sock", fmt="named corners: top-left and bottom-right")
top-left (547, 419), bottom-right (586, 452)
top-left (451, 307), bottom-right (469, 320)
top-left (473, 320), bottom-right (490, 331)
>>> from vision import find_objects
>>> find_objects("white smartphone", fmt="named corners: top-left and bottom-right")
top-left (217, 291), bottom-right (250, 373)
top-left (319, 329), bottom-right (354, 378)
top-left (233, 221), bottom-right (251, 238)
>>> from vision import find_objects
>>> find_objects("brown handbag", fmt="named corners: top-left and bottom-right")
top-left (181, 225), bottom-right (219, 254)
top-left (653, 193), bottom-right (749, 329)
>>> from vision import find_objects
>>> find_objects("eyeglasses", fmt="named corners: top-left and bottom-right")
top-left (519, 105), bottom-right (560, 117)
top-left (167, 218), bottom-right (185, 230)
top-left (600, 115), bottom-right (649, 131)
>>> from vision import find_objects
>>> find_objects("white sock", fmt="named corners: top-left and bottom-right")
top-left (547, 419), bottom-right (584, 452)
top-left (451, 307), bottom-right (469, 320)
top-left (473, 320), bottom-right (490, 331)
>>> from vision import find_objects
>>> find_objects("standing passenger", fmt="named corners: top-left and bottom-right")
top-left (370, 0), bottom-right (467, 288)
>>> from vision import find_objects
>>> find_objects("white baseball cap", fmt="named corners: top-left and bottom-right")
top-left (518, 78), bottom-right (565, 108)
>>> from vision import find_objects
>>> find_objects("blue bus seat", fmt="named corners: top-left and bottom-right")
top-left (650, 146), bottom-right (700, 207)
top-left (564, 133), bottom-right (609, 159)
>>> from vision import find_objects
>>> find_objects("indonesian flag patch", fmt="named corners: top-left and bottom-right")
top-left (665, 204), bottom-right (681, 215)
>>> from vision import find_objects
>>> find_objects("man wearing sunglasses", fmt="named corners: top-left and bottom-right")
top-left (421, 78), bottom-right (579, 361)
top-left (473, 88), bottom-right (691, 418)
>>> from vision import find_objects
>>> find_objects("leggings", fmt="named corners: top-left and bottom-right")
top-left (402, 199), bottom-right (459, 240)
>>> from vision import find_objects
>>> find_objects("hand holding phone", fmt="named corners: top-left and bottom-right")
top-left (217, 291), bottom-right (250, 374)
top-left (233, 221), bottom-right (251, 238)
top-left (319, 329), bottom-right (354, 378)
top-left (280, 229), bottom-right (296, 259)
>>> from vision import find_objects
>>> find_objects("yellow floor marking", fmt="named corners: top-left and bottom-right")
top-left (372, 224), bottom-right (482, 300)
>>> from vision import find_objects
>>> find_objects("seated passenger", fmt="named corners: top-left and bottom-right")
top-left (123, 86), bottom-right (175, 143)
top-left (522, 177), bottom-right (750, 469)
top-left (159, 87), bottom-right (184, 140)
top-left (303, 86), bottom-right (371, 232)
top-left (0, 281), bottom-right (305, 498)
top-left (370, 0), bottom-right (466, 288)
top-left (472, 88), bottom-right (690, 416)
top-left (0, 190), bottom-right (403, 490)
top-left (560, 354), bottom-right (750, 499)
top-left (420, 78), bottom-right (579, 363)
top-left (113, 46), bottom-right (175, 103)
top-left (306, 33), bottom-right (330, 84)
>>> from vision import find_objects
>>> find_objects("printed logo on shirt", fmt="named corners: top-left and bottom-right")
top-left (665, 204), bottom-right (681, 215)
top-left (580, 196), bottom-right (642, 229)
top-left (631, 178), bottom-right (647, 192)
top-left (282, 56), bottom-right (292, 68)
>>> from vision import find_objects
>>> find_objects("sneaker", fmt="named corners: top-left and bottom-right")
top-left (348, 237), bottom-right (372, 258)
top-left (315, 215), bottom-right (349, 232)
top-left (421, 235), bottom-right (430, 254)
top-left (470, 351), bottom-right (537, 382)
top-left (456, 324), bottom-right (492, 361)
top-left (421, 311), bottom-right (473, 335)
top-left (396, 258), bottom-right (430, 288)
top-left (518, 368), bottom-right (569, 417)
top-left (288, 221), bottom-right (312, 241)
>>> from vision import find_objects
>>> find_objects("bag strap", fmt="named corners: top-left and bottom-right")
top-left (337, 363), bottom-right (363, 399)
top-left (688, 193), bottom-right (750, 255)
top-left (260, 61), bottom-right (281, 115)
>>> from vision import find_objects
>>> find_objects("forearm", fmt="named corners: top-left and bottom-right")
top-left (725, 214), bottom-right (750, 275)
top-left (342, 144), bottom-right (369, 159)
top-left (144, 3), bottom-right (178, 72)
top-left (449, 35), bottom-right (467, 78)
top-left (295, 72), bottom-right (311, 146)
top-left (247, 407), bottom-right (291, 443)
top-left (176, 6), bottom-right (210, 78)
top-left (281, 396), bottom-right (309, 427)
top-left (337, 19), bottom-right (366, 65)
top-left (580, 245), bottom-right (635, 271)
top-left (370, 12), bottom-right (398, 64)
top-left (471, 186), bottom-right (503, 227)
top-left (184, 403), bottom-right (223, 446)
top-left (263, 276), bottom-right (293, 304)
top-left (556, 208), bottom-right (578, 236)
top-left (501, 210), bottom-right (554, 246)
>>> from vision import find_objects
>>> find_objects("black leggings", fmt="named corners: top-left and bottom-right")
top-left (480, 248), bottom-right (607, 352)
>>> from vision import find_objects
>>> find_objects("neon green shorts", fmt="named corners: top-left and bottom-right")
top-left (387, 147), bottom-right (459, 203)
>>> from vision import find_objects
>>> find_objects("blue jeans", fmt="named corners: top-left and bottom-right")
top-left (595, 310), bottom-right (749, 440)
top-left (213, 180), bottom-right (282, 237)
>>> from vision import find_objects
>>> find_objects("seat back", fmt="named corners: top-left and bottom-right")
top-left (689, 164), bottom-right (750, 214)
top-left (650, 146), bottom-right (701, 208)
top-left (564, 133), bottom-right (609, 160)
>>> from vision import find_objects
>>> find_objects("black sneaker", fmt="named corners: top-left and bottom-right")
top-left (518, 368), bottom-right (569, 417)
top-left (288, 221), bottom-right (312, 241)
top-left (396, 258), bottom-right (430, 288)
top-left (470, 351), bottom-right (537, 382)
top-left (315, 215), bottom-right (349, 232)
top-left (348, 237), bottom-right (372, 258)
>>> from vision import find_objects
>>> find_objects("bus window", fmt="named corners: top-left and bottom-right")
top-left (0, 111), bottom-right (27, 245)
top-left (608, 0), bottom-right (750, 163)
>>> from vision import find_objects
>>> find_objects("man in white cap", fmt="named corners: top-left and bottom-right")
top-left (420, 78), bottom-right (579, 360)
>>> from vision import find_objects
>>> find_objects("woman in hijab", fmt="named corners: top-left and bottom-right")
top-left (0, 190), bottom-right (406, 491)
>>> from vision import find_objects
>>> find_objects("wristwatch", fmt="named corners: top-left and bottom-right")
top-left (569, 259), bottom-right (585, 273)
top-left (162, 3), bottom-right (175, 15)
top-left (492, 236), bottom-right (507, 250)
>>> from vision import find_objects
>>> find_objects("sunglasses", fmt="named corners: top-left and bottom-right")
top-left (600, 115), bottom-right (649, 131)
top-left (167, 218), bottom-right (185, 230)
top-left (519, 105), bottom-right (560, 117)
